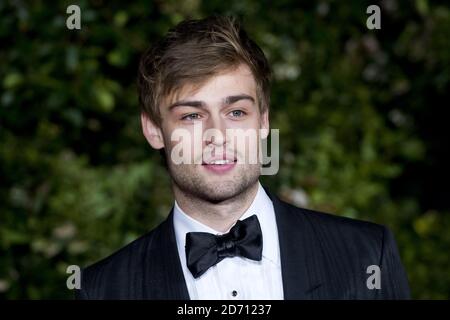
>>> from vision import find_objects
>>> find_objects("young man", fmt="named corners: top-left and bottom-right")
top-left (76, 16), bottom-right (410, 300)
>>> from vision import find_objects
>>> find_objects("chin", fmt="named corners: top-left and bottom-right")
top-left (195, 182), bottom-right (240, 202)
top-left (170, 164), bottom-right (260, 202)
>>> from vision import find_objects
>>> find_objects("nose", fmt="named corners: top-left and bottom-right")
top-left (204, 114), bottom-right (227, 147)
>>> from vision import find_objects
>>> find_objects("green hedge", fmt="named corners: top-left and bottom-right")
top-left (1, 0), bottom-right (449, 299)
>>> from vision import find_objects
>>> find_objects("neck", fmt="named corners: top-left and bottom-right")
top-left (173, 182), bottom-right (259, 233)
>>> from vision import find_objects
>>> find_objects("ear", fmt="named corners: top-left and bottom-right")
top-left (141, 113), bottom-right (165, 149)
top-left (260, 109), bottom-right (270, 139)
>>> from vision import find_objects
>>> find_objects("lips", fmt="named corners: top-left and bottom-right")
top-left (202, 152), bottom-right (237, 165)
top-left (201, 157), bottom-right (237, 174)
top-left (202, 159), bottom-right (236, 165)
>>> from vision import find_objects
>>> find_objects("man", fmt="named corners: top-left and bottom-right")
top-left (76, 16), bottom-right (410, 300)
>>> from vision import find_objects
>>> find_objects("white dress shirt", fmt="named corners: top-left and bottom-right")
top-left (173, 182), bottom-right (284, 300)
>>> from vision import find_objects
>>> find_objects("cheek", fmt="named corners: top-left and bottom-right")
top-left (164, 126), bottom-right (204, 164)
top-left (225, 132), bottom-right (261, 165)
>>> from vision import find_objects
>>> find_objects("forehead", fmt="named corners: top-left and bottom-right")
top-left (164, 64), bottom-right (257, 107)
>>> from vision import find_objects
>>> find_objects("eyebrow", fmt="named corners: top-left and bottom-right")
top-left (168, 94), bottom-right (255, 111)
top-left (224, 94), bottom-right (255, 105)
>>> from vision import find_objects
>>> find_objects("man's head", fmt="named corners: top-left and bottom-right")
top-left (138, 15), bottom-right (271, 202)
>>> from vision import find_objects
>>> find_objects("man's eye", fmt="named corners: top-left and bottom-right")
top-left (230, 110), bottom-right (246, 117)
top-left (181, 113), bottom-right (200, 121)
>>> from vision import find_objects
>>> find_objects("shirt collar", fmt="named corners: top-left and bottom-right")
top-left (173, 182), bottom-right (280, 266)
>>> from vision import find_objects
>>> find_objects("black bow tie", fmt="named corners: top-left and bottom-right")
top-left (185, 215), bottom-right (263, 279)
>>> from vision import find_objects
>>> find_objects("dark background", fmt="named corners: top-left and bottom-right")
top-left (0, 0), bottom-right (449, 299)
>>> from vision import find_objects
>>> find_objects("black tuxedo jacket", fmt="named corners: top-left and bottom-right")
top-left (75, 190), bottom-right (410, 299)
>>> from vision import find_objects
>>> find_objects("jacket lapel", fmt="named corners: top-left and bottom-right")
top-left (144, 210), bottom-right (190, 300)
top-left (267, 190), bottom-right (326, 299)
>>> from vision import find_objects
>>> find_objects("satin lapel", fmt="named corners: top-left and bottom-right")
top-left (144, 210), bottom-right (190, 300)
top-left (266, 189), bottom-right (326, 299)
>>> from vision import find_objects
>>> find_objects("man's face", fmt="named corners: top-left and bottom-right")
top-left (142, 64), bottom-right (269, 202)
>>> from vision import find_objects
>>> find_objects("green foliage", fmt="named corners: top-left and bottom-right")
top-left (1, 0), bottom-right (449, 299)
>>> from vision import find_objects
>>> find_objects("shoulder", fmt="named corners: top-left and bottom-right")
top-left (83, 227), bottom-right (157, 275)
top-left (275, 197), bottom-right (410, 299)
top-left (273, 195), bottom-right (392, 263)
top-left (278, 196), bottom-right (387, 240)
top-left (76, 218), bottom-right (168, 299)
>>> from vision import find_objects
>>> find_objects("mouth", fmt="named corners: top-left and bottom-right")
top-left (203, 159), bottom-right (236, 165)
top-left (201, 158), bottom-right (237, 174)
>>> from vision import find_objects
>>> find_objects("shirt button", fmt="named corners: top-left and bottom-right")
top-left (231, 290), bottom-right (238, 297)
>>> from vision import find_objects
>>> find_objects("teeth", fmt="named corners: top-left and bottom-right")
top-left (210, 159), bottom-right (232, 165)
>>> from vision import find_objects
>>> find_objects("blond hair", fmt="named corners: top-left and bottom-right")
top-left (137, 15), bottom-right (271, 126)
